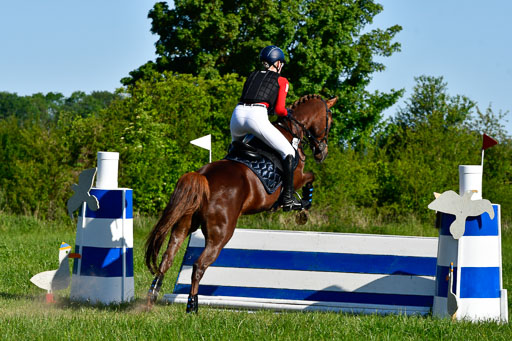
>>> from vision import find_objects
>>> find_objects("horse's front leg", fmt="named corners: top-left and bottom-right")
top-left (296, 171), bottom-right (315, 209)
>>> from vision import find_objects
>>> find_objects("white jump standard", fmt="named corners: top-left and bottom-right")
top-left (70, 151), bottom-right (134, 304)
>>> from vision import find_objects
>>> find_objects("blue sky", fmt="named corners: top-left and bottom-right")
top-left (367, 1), bottom-right (512, 136)
top-left (1, 1), bottom-right (510, 135)
top-left (0, 1), bottom-right (158, 96)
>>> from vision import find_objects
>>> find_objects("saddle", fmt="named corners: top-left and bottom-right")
top-left (224, 135), bottom-right (298, 194)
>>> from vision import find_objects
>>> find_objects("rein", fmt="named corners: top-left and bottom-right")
top-left (277, 98), bottom-right (331, 158)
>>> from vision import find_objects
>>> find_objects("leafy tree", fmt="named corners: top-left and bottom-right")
top-left (0, 92), bottom-right (49, 122)
top-left (122, 0), bottom-right (404, 145)
top-left (470, 105), bottom-right (512, 211)
top-left (381, 75), bottom-right (476, 155)
top-left (62, 91), bottom-right (120, 118)
top-left (0, 72), bottom-right (243, 218)
top-left (375, 75), bottom-right (480, 215)
top-left (391, 75), bottom-right (474, 131)
top-left (471, 104), bottom-right (510, 142)
top-left (101, 72), bottom-right (243, 213)
top-left (0, 91), bottom-right (120, 125)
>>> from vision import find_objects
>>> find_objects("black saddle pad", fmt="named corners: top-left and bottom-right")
top-left (224, 136), bottom-right (298, 194)
top-left (225, 153), bottom-right (283, 194)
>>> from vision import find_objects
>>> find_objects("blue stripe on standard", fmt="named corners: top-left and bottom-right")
top-left (440, 205), bottom-right (498, 237)
top-left (435, 265), bottom-right (458, 297)
top-left (173, 284), bottom-right (434, 307)
top-left (182, 247), bottom-right (437, 276)
top-left (73, 245), bottom-right (133, 277)
top-left (81, 189), bottom-right (133, 219)
top-left (460, 267), bottom-right (500, 298)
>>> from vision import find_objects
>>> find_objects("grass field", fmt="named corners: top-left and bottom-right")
top-left (0, 213), bottom-right (511, 340)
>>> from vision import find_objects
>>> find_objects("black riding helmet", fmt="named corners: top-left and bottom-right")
top-left (259, 45), bottom-right (285, 68)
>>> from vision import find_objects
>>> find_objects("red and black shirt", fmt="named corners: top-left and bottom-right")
top-left (239, 70), bottom-right (289, 117)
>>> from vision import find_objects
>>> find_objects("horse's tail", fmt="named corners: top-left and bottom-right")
top-left (145, 172), bottom-right (210, 275)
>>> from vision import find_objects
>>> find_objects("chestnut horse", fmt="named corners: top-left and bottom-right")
top-left (145, 94), bottom-right (337, 313)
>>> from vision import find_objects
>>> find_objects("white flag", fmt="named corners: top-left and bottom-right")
top-left (190, 134), bottom-right (211, 150)
top-left (190, 134), bottom-right (212, 163)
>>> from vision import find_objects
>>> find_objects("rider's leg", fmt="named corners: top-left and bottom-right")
top-left (230, 106), bottom-right (301, 210)
top-left (231, 105), bottom-right (294, 157)
top-left (280, 153), bottom-right (303, 211)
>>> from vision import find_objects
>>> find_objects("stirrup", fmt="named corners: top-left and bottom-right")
top-left (282, 197), bottom-right (303, 212)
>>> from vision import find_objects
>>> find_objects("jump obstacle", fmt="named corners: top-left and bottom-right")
top-left (65, 149), bottom-right (508, 321)
top-left (164, 162), bottom-right (508, 322)
top-left (164, 213), bottom-right (507, 321)
top-left (164, 229), bottom-right (438, 315)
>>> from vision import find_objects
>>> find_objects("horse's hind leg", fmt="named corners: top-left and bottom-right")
top-left (186, 242), bottom-right (224, 313)
top-left (186, 223), bottom-right (235, 313)
top-left (146, 214), bottom-right (196, 309)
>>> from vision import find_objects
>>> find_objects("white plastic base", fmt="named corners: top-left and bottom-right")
top-left (433, 295), bottom-right (508, 322)
top-left (70, 276), bottom-right (134, 304)
top-left (163, 294), bottom-right (431, 315)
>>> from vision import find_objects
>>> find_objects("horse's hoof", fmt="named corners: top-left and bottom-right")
top-left (186, 294), bottom-right (198, 314)
top-left (296, 210), bottom-right (308, 225)
top-left (145, 294), bottom-right (156, 311)
top-left (146, 274), bottom-right (164, 307)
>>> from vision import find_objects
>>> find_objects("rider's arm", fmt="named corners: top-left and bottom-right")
top-left (274, 77), bottom-right (289, 117)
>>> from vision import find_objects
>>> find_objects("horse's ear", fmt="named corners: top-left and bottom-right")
top-left (326, 96), bottom-right (338, 109)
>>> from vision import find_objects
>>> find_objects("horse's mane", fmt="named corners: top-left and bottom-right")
top-left (288, 94), bottom-right (324, 110)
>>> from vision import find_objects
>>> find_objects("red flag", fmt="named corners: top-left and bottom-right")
top-left (482, 133), bottom-right (498, 150)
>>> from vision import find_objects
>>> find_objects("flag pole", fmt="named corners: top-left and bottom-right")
top-left (190, 134), bottom-right (212, 164)
top-left (481, 133), bottom-right (499, 168)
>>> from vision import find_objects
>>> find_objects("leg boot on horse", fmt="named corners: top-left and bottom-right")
top-left (280, 154), bottom-right (302, 211)
top-left (186, 294), bottom-right (198, 314)
top-left (146, 273), bottom-right (164, 309)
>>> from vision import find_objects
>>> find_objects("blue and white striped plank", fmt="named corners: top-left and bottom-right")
top-left (187, 229), bottom-right (436, 256)
top-left (164, 229), bottom-right (438, 314)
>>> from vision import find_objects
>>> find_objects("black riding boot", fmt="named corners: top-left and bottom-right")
top-left (281, 155), bottom-right (302, 211)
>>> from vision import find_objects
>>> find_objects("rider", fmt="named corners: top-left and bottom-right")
top-left (230, 45), bottom-right (302, 211)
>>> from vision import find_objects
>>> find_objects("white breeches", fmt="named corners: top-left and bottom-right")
top-left (230, 104), bottom-right (295, 159)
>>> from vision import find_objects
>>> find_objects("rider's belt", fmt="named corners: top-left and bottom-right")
top-left (238, 102), bottom-right (268, 108)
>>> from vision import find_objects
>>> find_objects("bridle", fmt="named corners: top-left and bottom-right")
top-left (277, 98), bottom-right (331, 161)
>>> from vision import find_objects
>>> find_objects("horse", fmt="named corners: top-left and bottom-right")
top-left (145, 94), bottom-right (337, 313)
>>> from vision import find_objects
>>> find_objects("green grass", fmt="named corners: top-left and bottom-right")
top-left (0, 213), bottom-right (511, 340)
